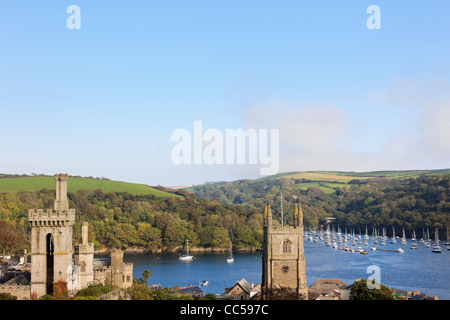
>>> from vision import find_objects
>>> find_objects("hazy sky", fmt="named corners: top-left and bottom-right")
top-left (1, 1), bottom-right (449, 186)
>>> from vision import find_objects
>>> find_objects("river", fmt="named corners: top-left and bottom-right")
top-left (120, 237), bottom-right (450, 299)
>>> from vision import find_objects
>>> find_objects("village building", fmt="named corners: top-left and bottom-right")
top-left (308, 279), bottom-right (349, 300)
top-left (177, 284), bottom-right (204, 297)
top-left (223, 278), bottom-right (261, 300)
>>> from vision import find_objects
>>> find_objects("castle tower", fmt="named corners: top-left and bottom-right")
top-left (262, 202), bottom-right (308, 299)
top-left (74, 222), bottom-right (94, 289)
top-left (110, 249), bottom-right (124, 288)
top-left (29, 174), bottom-right (75, 298)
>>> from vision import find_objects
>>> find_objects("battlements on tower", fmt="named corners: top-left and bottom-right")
top-left (28, 208), bottom-right (76, 227)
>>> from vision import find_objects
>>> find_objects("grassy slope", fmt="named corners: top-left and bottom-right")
top-left (187, 169), bottom-right (450, 194)
top-left (0, 176), bottom-right (178, 197)
top-left (278, 169), bottom-right (450, 193)
top-left (269, 169), bottom-right (450, 181)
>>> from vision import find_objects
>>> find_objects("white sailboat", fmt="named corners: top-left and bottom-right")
top-left (444, 229), bottom-right (450, 246)
top-left (425, 228), bottom-right (431, 248)
top-left (401, 228), bottom-right (407, 245)
top-left (445, 229), bottom-right (450, 251)
top-left (431, 228), bottom-right (442, 253)
top-left (390, 227), bottom-right (396, 244)
top-left (179, 239), bottom-right (194, 260)
top-left (410, 230), bottom-right (418, 249)
top-left (380, 228), bottom-right (386, 245)
top-left (227, 240), bottom-right (234, 263)
top-left (411, 229), bottom-right (416, 242)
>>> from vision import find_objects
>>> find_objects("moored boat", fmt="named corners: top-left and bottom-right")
top-left (179, 239), bottom-right (194, 261)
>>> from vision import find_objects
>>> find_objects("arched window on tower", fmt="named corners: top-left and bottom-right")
top-left (282, 240), bottom-right (291, 253)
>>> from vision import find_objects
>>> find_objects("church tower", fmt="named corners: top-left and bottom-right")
top-left (262, 202), bottom-right (308, 299)
top-left (29, 174), bottom-right (76, 297)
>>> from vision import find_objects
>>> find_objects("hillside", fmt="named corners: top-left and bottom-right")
top-left (191, 172), bottom-right (450, 239)
top-left (0, 176), bottom-right (177, 197)
top-left (275, 169), bottom-right (450, 194)
top-left (190, 169), bottom-right (450, 195)
top-left (0, 174), bottom-right (262, 253)
top-left (272, 169), bottom-right (450, 180)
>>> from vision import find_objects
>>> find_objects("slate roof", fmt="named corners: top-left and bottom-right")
top-left (178, 285), bottom-right (204, 295)
top-left (0, 271), bottom-right (31, 285)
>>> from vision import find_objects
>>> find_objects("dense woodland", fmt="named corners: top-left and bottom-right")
top-left (193, 174), bottom-right (450, 239)
top-left (0, 187), bottom-right (262, 255)
top-left (0, 174), bottom-right (449, 256)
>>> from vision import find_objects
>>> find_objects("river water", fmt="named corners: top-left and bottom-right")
top-left (121, 238), bottom-right (450, 299)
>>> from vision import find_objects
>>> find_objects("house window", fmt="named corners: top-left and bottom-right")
top-left (282, 240), bottom-right (291, 253)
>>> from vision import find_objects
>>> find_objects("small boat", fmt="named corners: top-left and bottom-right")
top-left (200, 280), bottom-right (210, 286)
top-left (360, 250), bottom-right (368, 255)
top-left (370, 246), bottom-right (377, 251)
top-left (410, 246), bottom-right (418, 250)
top-left (431, 228), bottom-right (442, 253)
top-left (179, 239), bottom-right (194, 261)
top-left (227, 240), bottom-right (234, 263)
top-left (444, 229), bottom-right (450, 246)
top-left (390, 227), bottom-right (397, 244)
top-left (401, 228), bottom-right (407, 245)
top-left (395, 248), bottom-right (404, 253)
top-left (431, 246), bottom-right (442, 253)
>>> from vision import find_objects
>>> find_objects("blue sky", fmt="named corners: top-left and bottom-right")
top-left (1, 1), bottom-right (449, 186)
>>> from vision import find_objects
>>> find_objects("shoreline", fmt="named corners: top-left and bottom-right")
top-left (94, 246), bottom-right (262, 255)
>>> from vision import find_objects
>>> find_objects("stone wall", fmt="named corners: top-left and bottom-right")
top-left (0, 284), bottom-right (30, 300)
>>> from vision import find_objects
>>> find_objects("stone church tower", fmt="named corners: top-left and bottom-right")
top-left (29, 174), bottom-right (76, 297)
top-left (262, 202), bottom-right (308, 299)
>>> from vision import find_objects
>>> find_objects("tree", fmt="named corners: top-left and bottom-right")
top-left (137, 222), bottom-right (162, 250)
top-left (0, 221), bottom-right (25, 259)
top-left (142, 269), bottom-right (152, 287)
top-left (53, 280), bottom-right (69, 300)
top-left (0, 293), bottom-right (17, 300)
top-left (211, 227), bottom-right (230, 248)
top-left (262, 286), bottom-right (306, 300)
top-left (349, 279), bottom-right (394, 300)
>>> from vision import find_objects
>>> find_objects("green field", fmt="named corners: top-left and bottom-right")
top-left (293, 182), bottom-right (340, 193)
top-left (0, 176), bottom-right (178, 197)
top-left (278, 171), bottom-right (371, 183)
top-left (263, 169), bottom-right (450, 182)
